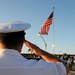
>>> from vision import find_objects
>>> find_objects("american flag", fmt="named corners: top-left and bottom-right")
top-left (39, 11), bottom-right (53, 35)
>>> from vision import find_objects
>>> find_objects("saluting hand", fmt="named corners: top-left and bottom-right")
top-left (24, 40), bottom-right (42, 56)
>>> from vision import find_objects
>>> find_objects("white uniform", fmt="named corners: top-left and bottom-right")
top-left (0, 49), bottom-right (66, 75)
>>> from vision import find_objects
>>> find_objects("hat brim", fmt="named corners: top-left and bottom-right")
top-left (0, 21), bottom-right (31, 33)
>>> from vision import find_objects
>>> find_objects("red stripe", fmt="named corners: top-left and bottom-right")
top-left (40, 18), bottom-right (53, 35)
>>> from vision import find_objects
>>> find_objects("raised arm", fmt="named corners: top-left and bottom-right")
top-left (24, 40), bottom-right (69, 74)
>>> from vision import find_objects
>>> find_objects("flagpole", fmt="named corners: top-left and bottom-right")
top-left (38, 33), bottom-right (47, 51)
top-left (40, 35), bottom-right (47, 51)
top-left (52, 7), bottom-right (54, 54)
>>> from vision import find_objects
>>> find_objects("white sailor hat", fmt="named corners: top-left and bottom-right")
top-left (0, 21), bottom-right (31, 33)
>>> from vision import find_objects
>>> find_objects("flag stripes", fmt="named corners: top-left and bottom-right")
top-left (39, 11), bottom-right (53, 35)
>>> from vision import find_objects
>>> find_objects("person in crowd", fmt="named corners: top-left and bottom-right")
top-left (68, 56), bottom-right (74, 70)
top-left (60, 53), bottom-right (68, 65)
top-left (0, 21), bottom-right (69, 75)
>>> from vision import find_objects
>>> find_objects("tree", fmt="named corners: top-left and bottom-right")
top-left (28, 49), bottom-right (32, 53)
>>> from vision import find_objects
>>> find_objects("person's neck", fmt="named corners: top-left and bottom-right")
top-left (0, 43), bottom-right (6, 49)
top-left (0, 43), bottom-right (21, 53)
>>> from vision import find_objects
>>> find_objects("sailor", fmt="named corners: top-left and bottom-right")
top-left (0, 21), bottom-right (68, 75)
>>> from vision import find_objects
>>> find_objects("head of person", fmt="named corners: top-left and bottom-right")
top-left (0, 21), bottom-right (31, 52)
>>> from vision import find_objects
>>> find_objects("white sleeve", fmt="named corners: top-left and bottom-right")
top-left (43, 62), bottom-right (66, 75)
top-left (56, 62), bottom-right (66, 75)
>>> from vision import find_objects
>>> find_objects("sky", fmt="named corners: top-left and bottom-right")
top-left (0, 0), bottom-right (75, 54)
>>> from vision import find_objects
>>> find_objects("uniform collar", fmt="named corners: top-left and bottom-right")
top-left (0, 49), bottom-right (21, 56)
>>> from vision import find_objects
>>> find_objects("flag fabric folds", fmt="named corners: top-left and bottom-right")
top-left (39, 11), bottom-right (53, 35)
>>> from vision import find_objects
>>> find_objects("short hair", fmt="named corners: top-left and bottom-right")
top-left (0, 31), bottom-right (25, 48)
